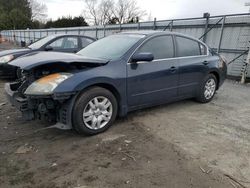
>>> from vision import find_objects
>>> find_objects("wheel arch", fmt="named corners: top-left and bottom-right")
top-left (209, 70), bottom-right (220, 90)
top-left (75, 82), bottom-right (123, 115)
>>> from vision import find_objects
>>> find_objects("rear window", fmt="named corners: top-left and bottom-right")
top-left (176, 36), bottom-right (201, 57)
top-left (81, 37), bottom-right (94, 48)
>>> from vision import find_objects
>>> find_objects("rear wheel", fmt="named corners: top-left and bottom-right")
top-left (196, 74), bottom-right (217, 103)
top-left (72, 87), bottom-right (118, 135)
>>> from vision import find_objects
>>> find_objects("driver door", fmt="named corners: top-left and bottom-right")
top-left (127, 35), bottom-right (179, 109)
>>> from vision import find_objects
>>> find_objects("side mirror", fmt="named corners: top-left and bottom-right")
top-left (131, 52), bottom-right (154, 63)
top-left (45, 45), bottom-right (53, 51)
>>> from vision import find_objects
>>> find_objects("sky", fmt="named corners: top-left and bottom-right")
top-left (38, 0), bottom-right (250, 21)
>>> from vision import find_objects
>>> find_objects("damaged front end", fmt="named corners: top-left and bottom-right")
top-left (5, 71), bottom-right (78, 130)
top-left (5, 74), bottom-right (75, 129)
top-left (5, 52), bottom-right (109, 130)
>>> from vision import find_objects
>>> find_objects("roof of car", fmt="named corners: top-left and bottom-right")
top-left (120, 30), bottom-right (169, 36)
top-left (47, 33), bottom-right (96, 40)
top-left (119, 30), bottom-right (205, 44)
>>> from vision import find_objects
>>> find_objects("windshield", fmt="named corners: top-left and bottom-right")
top-left (77, 34), bottom-right (145, 60)
top-left (28, 35), bottom-right (57, 49)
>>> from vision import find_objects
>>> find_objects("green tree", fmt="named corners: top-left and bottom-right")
top-left (0, 0), bottom-right (43, 30)
top-left (45, 16), bottom-right (89, 28)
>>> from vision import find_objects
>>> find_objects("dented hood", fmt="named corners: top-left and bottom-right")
top-left (9, 51), bottom-right (109, 70)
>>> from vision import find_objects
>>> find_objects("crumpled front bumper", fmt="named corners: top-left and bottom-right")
top-left (5, 82), bottom-right (76, 130)
top-left (5, 82), bottom-right (34, 120)
top-left (5, 83), bottom-right (28, 111)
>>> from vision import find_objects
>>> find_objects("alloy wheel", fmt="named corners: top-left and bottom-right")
top-left (204, 78), bottom-right (216, 100)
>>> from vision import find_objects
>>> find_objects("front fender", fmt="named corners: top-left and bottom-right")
top-left (53, 69), bottom-right (128, 117)
top-left (54, 69), bottom-right (123, 93)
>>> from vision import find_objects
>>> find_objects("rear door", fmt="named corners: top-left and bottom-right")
top-left (175, 35), bottom-right (209, 97)
top-left (127, 35), bottom-right (179, 108)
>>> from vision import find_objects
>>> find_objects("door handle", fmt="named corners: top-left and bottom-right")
top-left (203, 61), bottom-right (209, 65)
top-left (170, 66), bottom-right (177, 73)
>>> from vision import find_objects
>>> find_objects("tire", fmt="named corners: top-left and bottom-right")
top-left (72, 87), bottom-right (118, 135)
top-left (196, 74), bottom-right (217, 103)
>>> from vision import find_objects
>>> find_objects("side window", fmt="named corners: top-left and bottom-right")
top-left (81, 37), bottom-right (94, 48)
top-left (49, 37), bottom-right (78, 49)
top-left (62, 37), bottom-right (78, 49)
top-left (49, 38), bottom-right (64, 49)
top-left (176, 36), bottom-right (201, 57)
top-left (137, 35), bottom-right (174, 60)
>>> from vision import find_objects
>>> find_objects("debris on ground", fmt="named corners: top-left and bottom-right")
top-left (200, 166), bottom-right (212, 174)
top-left (125, 180), bottom-right (130, 184)
top-left (224, 174), bottom-right (249, 188)
top-left (15, 144), bottom-right (33, 154)
top-left (51, 163), bottom-right (58, 167)
top-left (101, 134), bottom-right (125, 142)
top-left (0, 102), bottom-right (6, 108)
top-left (124, 140), bottom-right (132, 144)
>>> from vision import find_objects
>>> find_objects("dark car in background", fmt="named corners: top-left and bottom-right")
top-left (5, 31), bottom-right (227, 135)
top-left (0, 34), bottom-right (95, 78)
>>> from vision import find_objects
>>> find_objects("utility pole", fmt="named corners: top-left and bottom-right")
top-left (241, 2), bottom-right (250, 83)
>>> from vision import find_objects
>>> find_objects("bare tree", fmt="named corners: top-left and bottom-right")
top-left (29, 0), bottom-right (48, 22)
top-left (83, 0), bottom-right (147, 25)
top-left (83, 0), bottom-right (113, 25)
top-left (83, 0), bottom-right (99, 25)
top-left (99, 0), bottom-right (114, 25)
top-left (113, 0), bottom-right (146, 24)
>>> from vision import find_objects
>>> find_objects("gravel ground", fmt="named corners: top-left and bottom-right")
top-left (0, 42), bottom-right (249, 188)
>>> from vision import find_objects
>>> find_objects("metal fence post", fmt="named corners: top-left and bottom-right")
top-left (28, 30), bottom-right (31, 44)
top-left (153, 18), bottom-right (157, 30)
top-left (217, 16), bottom-right (226, 53)
top-left (104, 25), bottom-right (106, 37)
top-left (241, 48), bottom-right (250, 84)
top-left (137, 22), bottom-right (140, 30)
top-left (95, 27), bottom-right (98, 39)
top-left (170, 20), bottom-right (173, 31)
top-left (203, 13), bottom-right (210, 43)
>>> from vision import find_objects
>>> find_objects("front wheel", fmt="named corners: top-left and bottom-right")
top-left (196, 74), bottom-right (217, 103)
top-left (72, 87), bottom-right (118, 135)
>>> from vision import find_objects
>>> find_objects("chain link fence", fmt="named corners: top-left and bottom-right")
top-left (1, 13), bottom-right (250, 78)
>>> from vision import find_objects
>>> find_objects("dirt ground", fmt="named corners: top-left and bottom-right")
top-left (0, 42), bottom-right (249, 188)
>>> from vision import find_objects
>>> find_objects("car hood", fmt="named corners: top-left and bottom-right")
top-left (0, 48), bottom-right (31, 57)
top-left (9, 51), bottom-right (110, 70)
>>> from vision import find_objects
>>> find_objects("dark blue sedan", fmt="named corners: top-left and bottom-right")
top-left (5, 31), bottom-right (227, 135)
